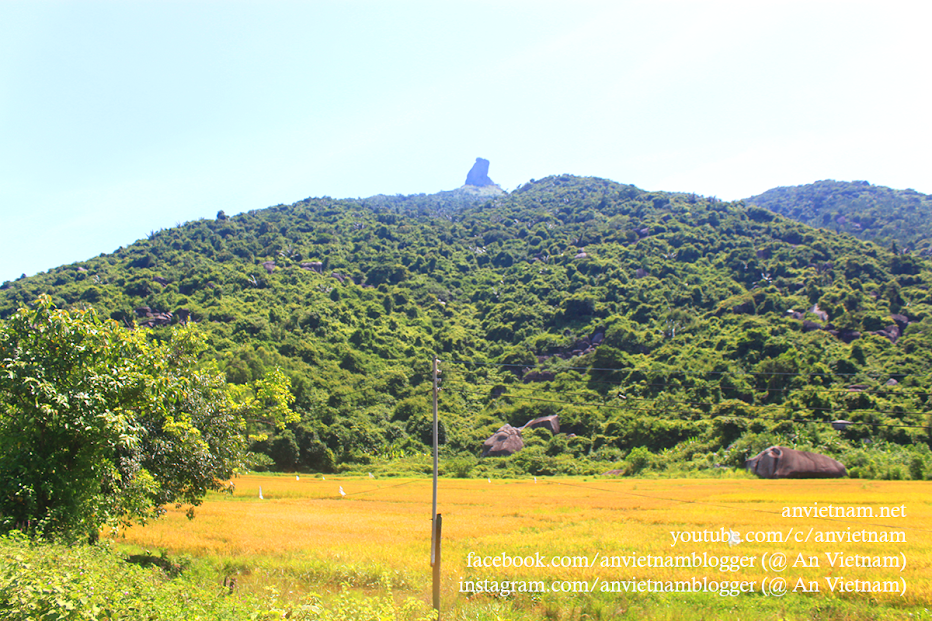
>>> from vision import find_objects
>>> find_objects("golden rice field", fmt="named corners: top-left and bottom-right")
top-left (115, 474), bottom-right (932, 620)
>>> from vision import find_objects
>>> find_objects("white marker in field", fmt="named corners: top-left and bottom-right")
top-left (727, 529), bottom-right (742, 546)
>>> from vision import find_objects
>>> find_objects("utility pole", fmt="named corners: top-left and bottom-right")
top-left (432, 356), bottom-right (439, 536)
top-left (431, 356), bottom-right (441, 617)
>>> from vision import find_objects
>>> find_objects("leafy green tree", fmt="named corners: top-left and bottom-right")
top-left (270, 429), bottom-right (300, 470)
top-left (0, 296), bottom-right (295, 541)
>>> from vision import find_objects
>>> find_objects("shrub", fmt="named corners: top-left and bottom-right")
top-left (446, 455), bottom-right (478, 478)
top-left (0, 534), bottom-right (436, 621)
top-left (624, 446), bottom-right (653, 475)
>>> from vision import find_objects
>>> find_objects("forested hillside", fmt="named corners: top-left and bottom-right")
top-left (746, 180), bottom-right (932, 253)
top-left (2, 175), bottom-right (931, 479)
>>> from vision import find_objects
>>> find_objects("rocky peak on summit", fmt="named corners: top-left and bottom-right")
top-left (465, 157), bottom-right (495, 187)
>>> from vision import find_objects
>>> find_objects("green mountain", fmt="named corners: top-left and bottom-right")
top-left (2, 175), bottom-right (931, 479)
top-left (745, 180), bottom-right (932, 254)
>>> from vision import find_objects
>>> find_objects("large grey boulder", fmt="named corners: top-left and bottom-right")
top-left (745, 446), bottom-right (846, 479)
top-left (480, 415), bottom-right (563, 457)
top-left (481, 424), bottom-right (524, 457)
top-left (521, 414), bottom-right (560, 434)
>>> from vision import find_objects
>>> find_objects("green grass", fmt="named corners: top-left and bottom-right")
top-left (0, 533), bottom-right (436, 620)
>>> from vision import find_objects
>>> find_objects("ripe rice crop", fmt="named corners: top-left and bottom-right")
top-left (116, 474), bottom-right (932, 619)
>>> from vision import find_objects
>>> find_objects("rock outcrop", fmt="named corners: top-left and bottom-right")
top-left (787, 307), bottom-right (911, 345)
top-left (480, 415), bottom-right (562, 457)
top-left (481, 424), bottom-right (524, 457)
top-left (522, 329), bottom-right (606, 379)
top-left (522, 370), bottom-right (556, 384)
top-left (872, 314), bottom-right (910, 343)
top-left (521, 415), bottom-right (560, 434)
top-left (745, 446), bottom-right (846, 479)
top-left (134, 306), bottom-right (173, 328)
top-left (810, 304), bottom-right (829, 323)
top-left (465, 157), bottom-right (495, 187)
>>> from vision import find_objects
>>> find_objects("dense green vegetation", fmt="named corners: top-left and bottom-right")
top-left (746, 180), bottom-right (932, 254)
top-left (2, 175), bottom-right (931, 480)
top-left (0, 297), bottom-right (295, 541)
top-left (0, 533), bottom-right (435, 620)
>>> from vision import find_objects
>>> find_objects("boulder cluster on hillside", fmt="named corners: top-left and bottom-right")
top-left (133, 305), bottom-right (191, 328)
top-left (515, 329), bottom-right (606, 383)
top-left (784, 304), bottom-right (911, 344)
top-left (134, 305), bottom-right (173, 328)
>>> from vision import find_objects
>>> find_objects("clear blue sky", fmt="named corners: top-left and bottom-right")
top-left (2, 1), bottom-right (930, 283)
